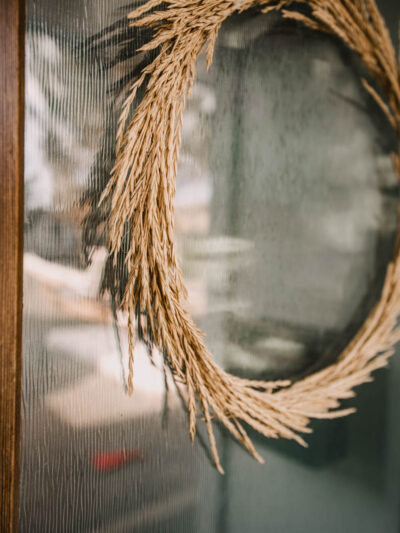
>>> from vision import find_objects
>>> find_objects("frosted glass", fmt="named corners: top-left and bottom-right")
top-left (20, 2), bottom-right (400, 532)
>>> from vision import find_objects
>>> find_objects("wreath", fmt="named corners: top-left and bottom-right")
top-left (100, 0), bottom-right (400, 473)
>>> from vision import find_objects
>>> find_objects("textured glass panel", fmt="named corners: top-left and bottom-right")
top-left (21, 2), bottom-right (400, 532)
top-left (181, 18), bottom-right (399, 380)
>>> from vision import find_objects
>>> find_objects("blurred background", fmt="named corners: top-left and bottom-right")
top-left (21, 1), bottom-right (400, 531)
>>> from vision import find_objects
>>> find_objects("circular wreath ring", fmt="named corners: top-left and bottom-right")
top-left (102, 0), bottom-right (400, 473)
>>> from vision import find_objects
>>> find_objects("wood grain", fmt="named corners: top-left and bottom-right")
top-left (0, 0), bottom-right (25, 531)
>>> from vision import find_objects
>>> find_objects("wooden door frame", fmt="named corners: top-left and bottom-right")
top-left (0, 0), bottom-right (25, 531)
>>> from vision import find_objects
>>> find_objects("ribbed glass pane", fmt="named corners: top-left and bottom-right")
top-left (20, 2), bottom-right (400, 532)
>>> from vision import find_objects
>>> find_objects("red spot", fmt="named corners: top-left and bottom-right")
top-left (91, 449), bottom-right (145, 471)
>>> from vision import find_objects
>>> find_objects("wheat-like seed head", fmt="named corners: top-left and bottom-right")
top-left (102, 0), bottom-right (400, 473)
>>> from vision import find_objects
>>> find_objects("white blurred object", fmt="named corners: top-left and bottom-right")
top-left (45, 325), bottom-right (178, 426)
top-left (24, 247), bottom-right (108, 299)
top-left (25, 32), bottom-right (104, 210)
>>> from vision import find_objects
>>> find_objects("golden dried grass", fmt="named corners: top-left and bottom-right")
top-left (102, 0), bottom-right (400, 473)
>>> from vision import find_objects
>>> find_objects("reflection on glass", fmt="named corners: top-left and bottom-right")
top-left (176, 14), bottom-right (398, 381)
top-left (21, 2), bottom-right (400, 533)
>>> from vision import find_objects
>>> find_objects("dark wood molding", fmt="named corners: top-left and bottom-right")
top-left (0, 0), bottom-right (25, 531)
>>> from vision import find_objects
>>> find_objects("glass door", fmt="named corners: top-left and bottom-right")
top-left (20, 1), bottom-right (400, 532)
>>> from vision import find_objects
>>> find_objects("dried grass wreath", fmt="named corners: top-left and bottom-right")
top-left (101, 0), bottom-right (400, 472)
